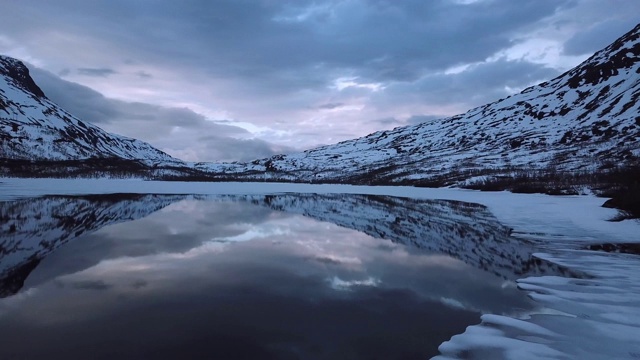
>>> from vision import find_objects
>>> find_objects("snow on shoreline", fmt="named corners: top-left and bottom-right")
top-left (436, 244), bottom-right (640, 359)
top-left (1, 178), bottom-right (639, 359)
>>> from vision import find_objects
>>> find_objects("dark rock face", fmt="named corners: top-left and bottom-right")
top-left (0, 257), bottom-right (40, 298)
top-left (0, 56), bottom-right (46, 98)
top-left (566, 23), bottom-right (640, 89)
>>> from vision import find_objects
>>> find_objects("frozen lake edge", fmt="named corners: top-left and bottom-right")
top-left (1, 178), bottom-right (639, 359)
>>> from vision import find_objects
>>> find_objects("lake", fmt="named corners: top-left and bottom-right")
top-left (0, 191), bottom-right (555, 359)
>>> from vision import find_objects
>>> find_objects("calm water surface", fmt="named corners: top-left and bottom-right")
top-left (0, 194), bottom-right (539, 359)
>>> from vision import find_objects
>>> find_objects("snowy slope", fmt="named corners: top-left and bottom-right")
top-left (0, 194), bottom-right (186, 297)
top-left (195, 23), bottom-right (640, 185)
top-left (0, 56), bottom-right (185, 168)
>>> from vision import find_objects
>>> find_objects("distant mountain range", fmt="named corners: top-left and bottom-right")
top-left (1, 24), bottom-right (639, 194)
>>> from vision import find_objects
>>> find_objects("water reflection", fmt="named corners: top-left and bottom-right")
top-left (1, 193), bottom-right (575, 298)
top-left (0, 193), bottom-right (551, 358)
top-left (0, 194), bottom-right (187, 297)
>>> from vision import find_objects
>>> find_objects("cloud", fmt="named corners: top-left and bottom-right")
top-left (77, 67), bottom-right (117, 77)
top-left (0, 0), bottom-right (576, 101)
top-left (440, 297), bottom-right (466, 310)
top-left (190, 135), bottom-right (295, 163)
top-left (135, 71), bottom-right (152, 79)
top-left (369, 58), bottom-right (559, 120)
top-left (313, 256), bottom-right (342, 265)
top-left (563, 18), bottom-right (640, 56)
top-left (317, 102), bottom-right (344, 110)
top-left (371, 117), bottom-right (401, 125)
top-left (70, 280), bottom-right (113, 291)
top-left (329, 276), bottom-right (381, 291)
top-left (28, 65), bottom-right (294, 162)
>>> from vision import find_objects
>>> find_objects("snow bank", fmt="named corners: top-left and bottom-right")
top-left (437, 248), bottom-right (640, 359)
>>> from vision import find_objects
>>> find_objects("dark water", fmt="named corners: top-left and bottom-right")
top-left (0, 194), bottom-right (542, 359)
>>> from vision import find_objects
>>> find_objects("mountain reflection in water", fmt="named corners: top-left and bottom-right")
top-left (0, 193), bottom-right (558, 359)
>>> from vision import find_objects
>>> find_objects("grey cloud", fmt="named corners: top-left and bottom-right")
top-left (296, 131), bottom-right (356, 138)
top-left (131, 280), bottom-right (148, 289)
top-left (451, 59), bottom-right (559, 93)
top-left (27, 65), bottom-right (290, 162)
top-left (136, 71), bottom-right (152, 78)
top-left (196, 135), bottom-right (296, 162)
top-left (371, 115), bottom-right (445, 128)
top-left (317, 102), bottom-right (344, 109)
top-left (30, 67), bottom-right (120, 124)
top-left (71, 280), bottom-right (112, 290)
top-left (31, 66), bottom-right (222, 130)
top-left (563, 18), bottom-right (640, 56)
top-left (77, 67), bottom-right (117, 77)
top-left (1, 0), bottom-right (574, 88)
top-left (296, 131), bottom-right (326, 137)
top-left (376, 58), bottom-right (559, 112)
top-left (370, 117), bottom-right (403, 126)
top-left (312, 256), bottom-right (342, 265)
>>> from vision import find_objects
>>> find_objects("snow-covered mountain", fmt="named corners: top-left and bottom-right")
top-left (0, 55), bottom-right (185, 169)
top-left (196, 23), bottom-right (640, 186)
top-left (0, 194), bottom-right (187, 297)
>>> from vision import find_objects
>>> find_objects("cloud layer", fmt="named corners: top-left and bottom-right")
top-left (30, 67), bottom-right (293, 162)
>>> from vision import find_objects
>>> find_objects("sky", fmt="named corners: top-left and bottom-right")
top-left (1, 0), bottom-right (639, 163)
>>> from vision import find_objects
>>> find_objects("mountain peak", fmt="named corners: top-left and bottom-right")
top-left (0, 55), bottom-right (46, 99)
